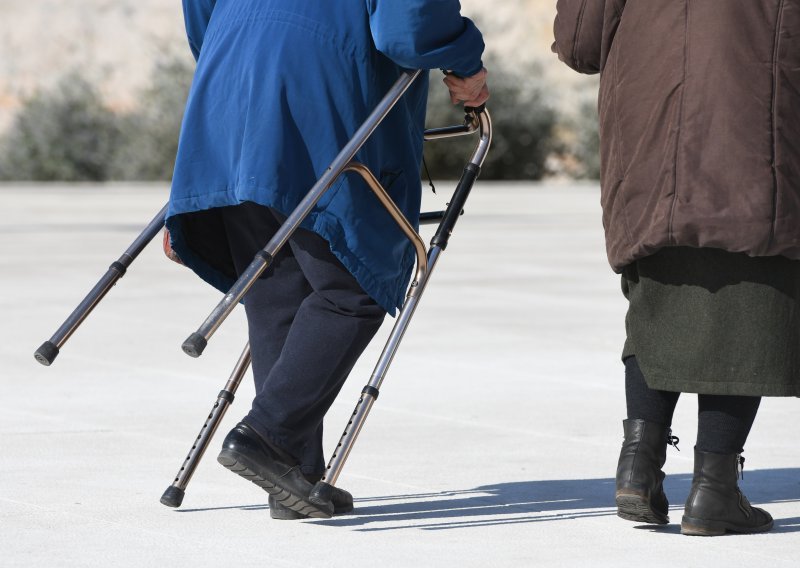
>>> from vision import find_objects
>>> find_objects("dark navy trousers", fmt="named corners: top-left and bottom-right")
top-left (219, 203), bottom-right (386, 476)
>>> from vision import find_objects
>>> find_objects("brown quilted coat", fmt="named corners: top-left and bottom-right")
top-left (553, 0), bottom-right (800, 271)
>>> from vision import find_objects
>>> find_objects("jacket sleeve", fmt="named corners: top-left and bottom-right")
top-left (552, 0), bottom-right (622, 74)
top-left (366, 0), bottom-right (484, 77)
top-left (182, 0), bottom-right (217, 61)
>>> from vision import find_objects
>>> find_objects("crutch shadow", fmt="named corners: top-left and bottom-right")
top-left (307, 468), bottom-right (800, 532)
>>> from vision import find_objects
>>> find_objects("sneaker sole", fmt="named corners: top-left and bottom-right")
top-left (616, 493), bottom-right (669, 525)
top-left (217, 448), bottom-right (333, 519)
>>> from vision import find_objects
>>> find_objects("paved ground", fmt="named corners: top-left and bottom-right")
top-left (1, 183), bottom-right (798, 567)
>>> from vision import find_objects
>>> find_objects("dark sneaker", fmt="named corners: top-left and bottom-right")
top-left (217, 422), bottom-right (334, 519)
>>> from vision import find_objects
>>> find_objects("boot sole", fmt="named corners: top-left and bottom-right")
top-left (680, 515), bottom-right (774, 536)
top-left (616, 492), bottom-right (669, 524)
top-left (217, 448), bottom-right (333, 519)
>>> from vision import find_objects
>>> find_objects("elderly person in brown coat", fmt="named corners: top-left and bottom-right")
top-left (553, 1), bottom-right (800, 536)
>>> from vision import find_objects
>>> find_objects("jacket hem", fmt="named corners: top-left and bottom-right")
top-left (166, 188), bottom-right (410, 316)
top-left (644, 375), bottom-right (799, 397)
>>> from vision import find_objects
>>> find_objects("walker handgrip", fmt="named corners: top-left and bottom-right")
top-left (182, 333), bottom-right (208, 358)
top-left (430, 163), bottom-right (480, 250)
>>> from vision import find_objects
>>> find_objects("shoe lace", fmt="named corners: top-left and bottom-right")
top-left (666, 429), bottom-right (680, 451)
top-left (737, 454), bottom-right (746, 480)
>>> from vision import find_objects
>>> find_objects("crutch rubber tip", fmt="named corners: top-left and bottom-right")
top-left (34, 341), bottom-right (59, 366)
top-left (182, 333), bottom-right (207, 358)
top-left (309, 481), bottom-right (335, 508)
top-left (160, 485), bottom-right (185, 508)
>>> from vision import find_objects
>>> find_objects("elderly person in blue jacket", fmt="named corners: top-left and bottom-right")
top-left (166, 0), bottom-right (488, 519)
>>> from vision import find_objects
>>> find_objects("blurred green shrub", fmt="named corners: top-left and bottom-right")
top-left (573, 99), bottom-right (601, 179)
top-left (110, 57), bottom-right (194, 180)
top-left (555, 95), bottom-right (600, 180)
top-left (0, 74), bottom-right (122, 181)
top-left (0, 57), bottom-right (595, 182)
top-left (0, 57), bottom-right (193, 182)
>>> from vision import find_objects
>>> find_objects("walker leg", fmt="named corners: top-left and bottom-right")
top-left (160, 343), bottom-right (251, 507)
top-left (310, 247), bottom-right (441, 506)
top-left (310, 110), bottom-right (491, 501)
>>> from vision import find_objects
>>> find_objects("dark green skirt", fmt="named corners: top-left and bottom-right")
top-left (622, 247), bottom-right (800, 397)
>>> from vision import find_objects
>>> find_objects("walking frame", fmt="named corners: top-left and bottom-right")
top-left (34, 69), bottom-right (492, 513)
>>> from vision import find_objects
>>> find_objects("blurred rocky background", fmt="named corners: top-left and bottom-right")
top-left (0, 0), bottom-right (599, 181)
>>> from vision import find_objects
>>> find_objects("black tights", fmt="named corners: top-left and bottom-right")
top-left (624, 356), bottom-right (761, 454)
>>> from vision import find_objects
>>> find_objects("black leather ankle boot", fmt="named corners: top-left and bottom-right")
top-left (615, 418), bottom-right (674, 524)
top-left (681, 448), bottom-right (773, 536)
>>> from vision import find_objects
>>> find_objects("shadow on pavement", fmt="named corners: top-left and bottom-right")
top-left (174, 468), bottom-right (799, 532)
top-left (308, 467), bottom-right (800, 531)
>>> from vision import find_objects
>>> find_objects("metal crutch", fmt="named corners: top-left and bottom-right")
top-left (179, 69), bottom-right (423, 358)
top-left (34, 204), bottom-right (168, 366)
top-left (160, 343), bottom-right (252, 507)
top-left (309, 106), bottom-right (492, 507)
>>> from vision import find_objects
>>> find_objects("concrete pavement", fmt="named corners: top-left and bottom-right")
top-left (1, 183), bottom-right (798, 567)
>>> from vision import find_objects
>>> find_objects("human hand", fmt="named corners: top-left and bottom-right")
top-left (443, 67), bottom-right (489, 107)
top-left (162, 228), bottom-right (184, 265)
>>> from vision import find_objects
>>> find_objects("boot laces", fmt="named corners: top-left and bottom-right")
top-left (666, 429), bottom-right (680, 451)
top-left (737, 454), bottom-right (745, 480)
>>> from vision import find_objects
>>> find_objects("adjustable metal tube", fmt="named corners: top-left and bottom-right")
top-left (320, 245), bottom-right (443, 487)
top-left (160, 343), bottom-right (252, 508)
top-left (469, 109), bottom-right (493, 168)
